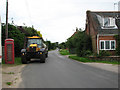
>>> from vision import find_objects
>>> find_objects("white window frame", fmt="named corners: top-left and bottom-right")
top-left (102, 17), bottom-right (116, 27)
top-left (99, 40), bottom-right (116, 50)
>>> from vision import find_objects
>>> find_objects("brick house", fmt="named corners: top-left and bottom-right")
top-left (85, 11), bottom-right (120, 55)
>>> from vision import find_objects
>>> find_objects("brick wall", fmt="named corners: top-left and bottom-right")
top-left (98, 35), bottom-right (116, 55)
top-left (99, 36), bottom-right (115, 40)
top-left (87, 56), bottom-right (120, 62)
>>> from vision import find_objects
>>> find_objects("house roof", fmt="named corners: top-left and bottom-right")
top-left (91, 11), bottom-right (120, 17)
top-left (98, 29), bottom-right (118, 35)
top-left (86, 11), bottom-right (119, 35)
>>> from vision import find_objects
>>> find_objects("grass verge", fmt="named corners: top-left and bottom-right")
top-left (69, 55), bottom-right (120, 65)
top-left (6, 82), bottom-right (12, 86)
top-left (59, 49), bottom-right (71, 55)
top-left (2, 57), bottom-right (22, 66)
top-left (3, 72), bottom-right (15, 74)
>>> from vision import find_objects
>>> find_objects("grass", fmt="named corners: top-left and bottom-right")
top-left (6, 82), bottom-right (12, 86)
top-left (2, 57), bottom-right (22, 66)
top-left (3, 72), bottom-right (15, 74)
top-left (69, 55), bottom-right (120, 65)
top-left (59, 49), bottom-right (71, 55)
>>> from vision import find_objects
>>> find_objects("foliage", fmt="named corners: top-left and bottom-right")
top-left (3, 72), bottom-right (15, 74)
top-left (2, 24), bottom-right (25, 56)
top-left (96, 50), bottom-right (111, 57)
top-left (69, 55), bottom-right (120, 64)
top-left (2, 23), bottom-right (42, 57)
top-left (6, 82), bottom-right (12, 85)
top-left (2, 57), bottom-right (22, 65)
top-left (83, 50), bottom-right (92, 57)
top-left (66, 30), bottom-right (92, 57)
top-left (58, 42), bottom-right (66, 49)
top-left (45, 41), bottom-right (52, 50)
top-left (114, 35), bottom-right (120, 55)
top-left (23, 26), bottom-right (38, 36)
top-left (37, 31), bottom-right (42, 37)
top-left (45, 41), bottom-right (57, 50)
top-left (51, 43), bottom-right (57, 50)
top-left (59, 49), bottom-right (71, 55)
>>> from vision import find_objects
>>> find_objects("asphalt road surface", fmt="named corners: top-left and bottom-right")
top-left (19, 50), bottom-right (118, 88)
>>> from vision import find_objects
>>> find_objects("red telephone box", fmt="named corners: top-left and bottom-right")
top-left (5, 39), bottom-right (14, 64)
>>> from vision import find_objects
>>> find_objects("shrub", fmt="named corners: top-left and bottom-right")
top-left (2, 24), bottom-right (41, 57)
top-left (84, 50), bottom-right (92, 57)
top-left (97, 50), bottom-right (111, 57)
top-left (66, 30), bottom-right (92, 57)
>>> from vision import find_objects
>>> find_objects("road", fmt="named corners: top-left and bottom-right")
top-left (19, 50), bottom-right (118, 88)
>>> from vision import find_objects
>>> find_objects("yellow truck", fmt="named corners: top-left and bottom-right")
top-left (21, 36), bottom-right (48, 64)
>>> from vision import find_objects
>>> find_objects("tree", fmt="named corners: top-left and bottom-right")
top-left (2, 23), bottom-right (42, 57)
top-left (115, 35), bottom-right (120, 55)
top-left (66, 30), bottom-right (92, 56)
top-left (115, 15), bottom-right (120, 56)
top-left (23, 26), bottom-right (38, 36)
top-left (58, 42), bottom-right (66, 49)
top-left (45, 41), bottom-right (52, 50)
top-left (45, 41), bottom-right (57, 50)
top-left (37, 31), bottom-right (42, 37)
top-left (2, 24), bottom-right (25, 57)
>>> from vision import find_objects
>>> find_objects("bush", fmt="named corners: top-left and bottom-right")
top-left (2, 24), bottom-right (41, 57)
top-left (115, 35), bottom-right (120, 56)
top-left (59, 49), bottom-right (71, 55)
top-left (2, 24), bottom-right (25, 57)
top-left (96, 50), bottom-right (111, 57)
top-left (66, 30), bottom-right (92, 57)
top-left (84, 50), bottom-right (92, 57)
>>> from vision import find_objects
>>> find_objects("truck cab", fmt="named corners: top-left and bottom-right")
top-left (21, 36), bottom-right (48, 64)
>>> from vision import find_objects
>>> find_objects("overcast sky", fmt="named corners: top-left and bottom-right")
top-left (0, 0), bottom-right (120, 43)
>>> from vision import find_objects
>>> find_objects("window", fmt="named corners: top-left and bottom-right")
top-left (100, 40), bottom-right (116, 50)
top-left (103, 17), bottom-right (115, 27)
top-left (100, 41), bottom-right (104, 50)
top-left (111, 41), bottom-right (115, 50)
top-left (105, 41), bottom-right (110, 49)
top-left (27, 39), bottom-right (42, 48)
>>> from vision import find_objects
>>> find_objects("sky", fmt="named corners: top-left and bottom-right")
top-left (0, 0), bottom-right (120, 43)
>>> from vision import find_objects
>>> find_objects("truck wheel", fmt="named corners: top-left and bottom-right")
top-left (21, 56), bottom-right (29, 64)
top-left (46, 53), bottom-right (48, 58)
top-left (40, 54), bottom-right (46, 63)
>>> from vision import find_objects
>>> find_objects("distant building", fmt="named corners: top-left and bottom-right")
top-left (85, 11), bottom-right (119, 55)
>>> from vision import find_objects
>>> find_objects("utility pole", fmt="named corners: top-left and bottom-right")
top-left (6, 0), bottom-right (8, 39)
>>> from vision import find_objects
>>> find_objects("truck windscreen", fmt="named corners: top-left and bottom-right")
top-left (27, 39), bottom-right (42, 47)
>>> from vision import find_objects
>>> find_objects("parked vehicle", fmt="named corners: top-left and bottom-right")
top-left (21, 36), bottom-right (48, 64)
